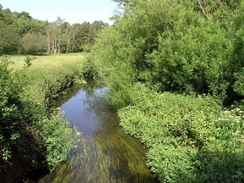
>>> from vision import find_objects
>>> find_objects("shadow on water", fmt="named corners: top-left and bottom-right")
top-left (38, 82), bottom-right (158, 183)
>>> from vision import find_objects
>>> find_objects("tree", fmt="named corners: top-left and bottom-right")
top-left (46, 17), bottom-right (64, 54)
top-left (0, 4), bottom-right (3, 10)
top-left (112, 0), bottom-right (131, 6)
top-left (17, 16), bottom-right (45, 36)
top-left (46, 22), bottom-right (58, 54)
top-left (61, 22), bottom-right (74, 53)
top-left (0, 22), bottom-right (20, 55)
top-left (21, 32), bottom-right (46, 54)
top-left (17, 11), bottom-right (32, 19)
top-left (92, 0), bottom-right (238, 104)
top-left (56, 17), bottom-right (64, 54)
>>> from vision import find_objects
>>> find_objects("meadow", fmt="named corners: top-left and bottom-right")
top-left (9, 53), bottom-right (87, 105)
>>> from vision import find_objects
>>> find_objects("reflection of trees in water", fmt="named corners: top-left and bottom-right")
top-left (83, 86), bottom-right (157, 182)
top-left (39, 82), bottom-right (157, 183)
top-left (51, 84), bottom-right (82, 108)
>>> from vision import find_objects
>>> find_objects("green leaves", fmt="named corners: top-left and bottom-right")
top-left (147, 145), bottom-right (197, 183)
top-left (0, 56), bottom-right (23, 160)
top-left (91, 0), bottom-right (244, 182)
top-left (36, 114), bottom-right (76, 170)
top-left (118, 84), bottom-right (244, 182)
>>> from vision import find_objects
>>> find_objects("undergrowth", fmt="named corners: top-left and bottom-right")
top-left (0, 54), bottom-right (84, 178)
top-left (118, 84), bottom-right (244, 183)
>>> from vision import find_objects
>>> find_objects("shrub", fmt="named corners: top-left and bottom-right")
top-left (118, 84), bottom-right (244, 182)
top-left (80, 57), bottom-right (98, 80)
top-left (0, 56), bottom-right (25, 160)
top-left (0, 55), bottom-right (77, 173)
top-left (33, 113), bottom-right (76, 170)
top-left (24, 56), bottom-right (35, 68)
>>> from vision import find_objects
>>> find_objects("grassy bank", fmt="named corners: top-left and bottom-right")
top-left (0, 53), bottom-right (86, 182)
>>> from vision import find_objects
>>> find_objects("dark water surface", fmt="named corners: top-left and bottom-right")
top-left (39, 84), bottom-right (157, 183)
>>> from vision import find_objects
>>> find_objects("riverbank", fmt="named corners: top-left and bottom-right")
top-left (117, 84), bottom-right (244, 182)
top-left (0, 53), bottom-right (86, 183)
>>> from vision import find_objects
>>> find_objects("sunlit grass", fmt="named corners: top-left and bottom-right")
top-left (9, 53), bottom-right (87, 70)
top-left (8, 53), bottom-right (87, 104)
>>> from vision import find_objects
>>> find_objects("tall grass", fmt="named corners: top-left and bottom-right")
top-left (9, 53), bottom-right (86, 105)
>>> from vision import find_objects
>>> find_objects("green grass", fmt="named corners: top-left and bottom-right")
top-left (9, 53), bottom-right (87, 70)
top-left (8, 53), bottom-right (87, 104)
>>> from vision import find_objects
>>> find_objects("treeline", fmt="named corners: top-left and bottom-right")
top-left (89, 0), bottom-right (244, 182)
top-left (0, 5), bottom-right (108, 55)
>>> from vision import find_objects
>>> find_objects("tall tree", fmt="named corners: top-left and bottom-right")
top-left (0, 22), bottom-right (20, 55)
top-left (55, 17), bottom-right (64, 54)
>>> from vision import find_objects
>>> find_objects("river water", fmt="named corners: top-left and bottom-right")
top-left (38, 83), bottom-right (157, 183)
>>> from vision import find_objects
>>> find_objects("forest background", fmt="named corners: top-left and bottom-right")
top-left (0, 3), bottom-right (108, 55)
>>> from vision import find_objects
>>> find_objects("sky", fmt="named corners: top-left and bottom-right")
top-left (1, 0), bottom-right (118, 24)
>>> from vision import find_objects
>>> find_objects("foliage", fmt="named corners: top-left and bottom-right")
top-left (1, 54), bottom-right (85, 176)
top-left (80, 57), bottom-right (99, 80)
top-left (0, 56), bottom-right (24, 160)
top-left (233, 68), bottom-right (244, 96)
top-left (93, 0), bottom-right (244, 104)
top-left (23, 56), bottom-right (35, 68)
top-left (118, 84), bottom-right (244, 182)
top-left (33, 114), bottom-right (76, 170)
top-left (21, 33), bottom-right (47, 54)
top-left (0, 22), bottom-right (20, 55)
top-left (42, 74), bottom-right (75, 109)
top-left (229, 2), bottom-right (244, 99)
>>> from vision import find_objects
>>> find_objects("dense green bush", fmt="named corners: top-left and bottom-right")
top-left (33, 113), bottom-right (76, 170)
top-left (0, 56), bottom-right (25, 160)
top-left (80, 57), bottom-right (99, 80)
top-left (0, 56), bottom-right (76, 172)
top-left (21, 33), bottom-right (47, 55)
top-left (93, 0), bottom-right (244, 104)
top-left (118, 84), bottom-right (244, 182)
top-left (42, 75), bottom-right (74, 110)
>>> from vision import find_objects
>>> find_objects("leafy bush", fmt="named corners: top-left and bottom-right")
top-left (233, 68), bottom-right (244, 96)
top-left (147, 145), bottom-right (197, 183)
top-left (42, 74), bottom-right (74, 109)
top-left (80, 57), bottom-right (99, 80)
top-left (33, 113), bottom-right (76, 170)
top-left (93, 0), bottom-right (244, 105)
top-left (0, 56), bottom-right (25, 160)
top-left (24, 56), bottom-right (35, 68)
top-left (118, 84), bottom-right (244, 182)
top-left (0, 55), bottom-right (77, 173)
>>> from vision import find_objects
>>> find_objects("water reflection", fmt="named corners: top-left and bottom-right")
top-left (39, 83), bottom-right (157, 183)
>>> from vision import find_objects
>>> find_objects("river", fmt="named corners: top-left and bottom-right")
top-left (38, 83), bottom-right (157, 183)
